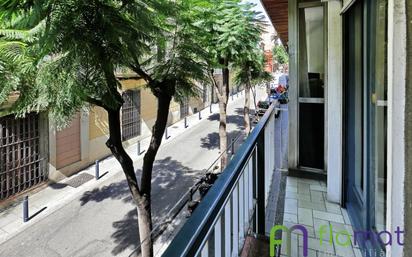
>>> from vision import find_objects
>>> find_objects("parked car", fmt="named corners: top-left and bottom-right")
top-left (257, 100), bottom-right (270, 116)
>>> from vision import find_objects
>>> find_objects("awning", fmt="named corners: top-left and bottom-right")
top-left (261, 0), bottom-right (289, 45)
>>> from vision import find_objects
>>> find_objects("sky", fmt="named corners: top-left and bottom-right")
top-left (246, 0), bottom-right (276, 51)
top-left (247, 0), bottom-right (273, 24)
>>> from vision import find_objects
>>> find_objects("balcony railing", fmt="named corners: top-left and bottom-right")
top-left (162, 103), bottom-right (278, 257)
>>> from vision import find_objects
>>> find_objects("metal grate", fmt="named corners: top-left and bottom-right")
top-left (0, 113), bottom-right (47, 200)
top-left (202, 84), bottom-right (208, 103)
top-left (180, 100), bottom-right (189, 119)
top-left (65, 173), bottom-right (94, 188)
top-left (122, 90), bottom-right (141, 141)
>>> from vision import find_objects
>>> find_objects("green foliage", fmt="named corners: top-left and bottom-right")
top-left (252, 69), bottom-right (272, 85)
top-left (0, 14), bottom-right (39, 111)
top-left (194, 1), bottom-right (265, 68)
top-left (273, 44), bottom-right (288, 65)
top-left (231, 3), bottom-right (270, 87)
top-left (141, 0), bottom-right (209, 103)
top-left (0, 0), bottom-right (268, 124)
top-left (234, 51), bottom-right (272, 86)
top-left (249, 53), bottom-right (272, 85)
top-left (0, 0), bottom-right (208, 126)
top-left (1, 0), bottom-right (157, 123)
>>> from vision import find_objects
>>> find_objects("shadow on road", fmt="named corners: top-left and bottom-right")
top-left (111, 209), bottom-right (139, 256)
top-left (200, 130), bottom-right (244, 150)
top-left (234, 107), bottom-right (255, 117)
top-left (201, 111), bottom-right (247, 151)
top-left (79, 180), bottom-right (132, 206)
top-left (201, 108), bottom-right (258, 153)
top-left (207, 113), bottom-right (245, 130)
top-left (79, 157), bottom-right (202, 256)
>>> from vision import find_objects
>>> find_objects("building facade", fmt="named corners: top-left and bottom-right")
top-left (0, 73), bottom-right (212, 200)
top-left (264, 50), bottom-right (274, 73)
top-left (47, 75), bottom-right (212, 181)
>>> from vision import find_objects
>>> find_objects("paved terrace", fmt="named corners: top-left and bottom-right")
top-left (280, 177), bottom-right (363, 257)
top-left (235, 104), bottom-right (362, 257)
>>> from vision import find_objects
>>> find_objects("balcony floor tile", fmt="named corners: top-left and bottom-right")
top-left (278, 177), bottom-right (357, 257)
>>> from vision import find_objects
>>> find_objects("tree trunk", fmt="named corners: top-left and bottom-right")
top-left (96, 58), bottom-right (175, 257)
top-left (219, 64), bottom-right (230, 169)
top-left (219, 100), bottom-right (228, 169)
top-left (139, 91), bottom-right (172, 257)
top-left (106, 108), bottom-right (141, 202)
top-left (141, 92), bottom-right (172, 196)
top-left (105, 107), bottom-right (149, 257)
top-left (105, 89), bottom-right (172, 257)
top-left (244, 69), bottom-right (252, 135)
top-left (251, 84), bottom-right (258, 110)
top-left (137, 196), bottom-right (153, 257)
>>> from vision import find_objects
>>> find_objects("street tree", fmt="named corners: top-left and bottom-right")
top-left (250, 53), bottom-right (273, 110)
top-left (0, 1), bottom-right (206, 256)
top-left (232, 3), bottom-right (265, 135)
top-left (199, 0), bottom-right (258, 168)
top-left (273, 44), bottom-right (289, 66)
top-left (235, 51), bottom-right (272, 134)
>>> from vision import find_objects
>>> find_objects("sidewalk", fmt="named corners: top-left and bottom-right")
top-left (0, 91), bottom-right (249, 245)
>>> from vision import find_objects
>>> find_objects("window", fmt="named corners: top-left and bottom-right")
top-left (298, 4), bottom-right (326, 170)
top-left (0, 113), bottom-right (46, 200)
top-left (180, 99), bottom-right (189, 119)
top-left (122, 90), bottom-right (141, 141)
top-left (202, 84), bottom-right (208, 103)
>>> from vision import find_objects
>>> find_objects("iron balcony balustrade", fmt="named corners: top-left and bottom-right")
top-left (162, 103), bottom-right (278, 257)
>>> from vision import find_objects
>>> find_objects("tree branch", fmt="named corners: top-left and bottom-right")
top-left (86, 96), bottom-right (105, 108)
top-left (208, 70), bottom-right (224, 103)
top-left (130, 57), bottom-right (153, 84)
top-left (164, 22), bottom-right (184, 77)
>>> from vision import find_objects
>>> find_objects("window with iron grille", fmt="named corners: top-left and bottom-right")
top-left (180, 99), bottom-right (189, 119)
top-left (0, 113), bottom-right (47, 200)
top-left (202, 84), bottom-right (208, 103)
top-left (122, 90), bottom-right (141, 141)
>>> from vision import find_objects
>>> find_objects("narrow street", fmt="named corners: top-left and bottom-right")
top-left (0, 90), bottom-right (266, 257)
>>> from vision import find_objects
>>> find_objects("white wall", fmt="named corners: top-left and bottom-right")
top-left (325, 0), bottom-right (343, 204)
top-left (288, 0), bottom-right (299, 168)
top-left (386, 0), bottom-right (407, 256)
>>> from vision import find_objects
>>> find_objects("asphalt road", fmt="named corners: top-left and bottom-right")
top-left (0, 90), bottom-right (266, 257)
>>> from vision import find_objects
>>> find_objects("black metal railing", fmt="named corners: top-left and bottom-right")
top-left (162, 103), bottom-right (277, 257)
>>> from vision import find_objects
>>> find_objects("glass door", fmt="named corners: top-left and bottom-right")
top-left (344, 0), bottom-right (388, 254)
top-left (343, 0), bottom-right (366, 230)
top-left (298, 3), bottom-right (326, 171)
top-left (368, 0), bottom-right (388, 249)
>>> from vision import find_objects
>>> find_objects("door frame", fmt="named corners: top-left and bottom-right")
top-left (342, 0), bottom-right (367, 232)
top-left (296, 0), bottom-right (328, 172)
